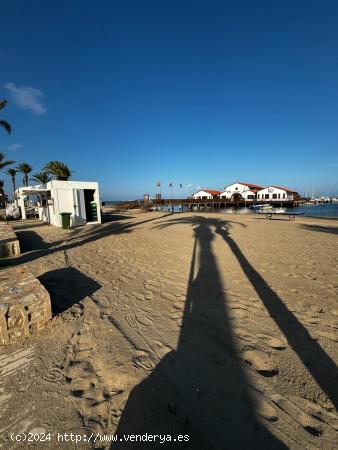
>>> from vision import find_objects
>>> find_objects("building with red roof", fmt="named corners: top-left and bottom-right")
top-left (192, 189), bottom-right (221, 199)
top-left (220, 182), bottom-right (264, 201)
top-left (257, 186), bottom-right (299, 201)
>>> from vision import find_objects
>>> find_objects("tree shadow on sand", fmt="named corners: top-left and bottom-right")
top-left (0, 213), bottom-right (172, 268)
top-left (111, 217), bottom-right (287, 449)
top-left (299, 224), bottom-right (338, 235)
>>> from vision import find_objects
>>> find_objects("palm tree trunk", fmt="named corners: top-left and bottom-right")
top-left (12, 177), bottom-right (16, 200)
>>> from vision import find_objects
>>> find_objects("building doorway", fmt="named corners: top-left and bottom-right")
top-left (231, 193), bottom-right (242, 202)
top-left (84, 189), bottom-right (97, 222)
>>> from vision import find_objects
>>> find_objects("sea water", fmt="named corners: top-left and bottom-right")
top-left (284, 203), bottom-right (338, 218)
top-left (104, 201), bottom-right (338, 218)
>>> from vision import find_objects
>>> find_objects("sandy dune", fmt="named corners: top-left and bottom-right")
top-left (0, 210), bottom-right (337, 449)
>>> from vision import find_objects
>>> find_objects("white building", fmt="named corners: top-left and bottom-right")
top-left (256, 186), bottom-right (299, 202)
top-left (192, 189), bottom-right (221, 199)
top-left (16, 180), bottom-right (101, 227)
top-left (220, 182), bottom-right (263, 201)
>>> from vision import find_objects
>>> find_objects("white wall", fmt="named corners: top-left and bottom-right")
top-left (16, 181), bottom-right (102, 227)
top-left (47, 184), bottom-right (101, 226)
top-left (220, 183), bottom-right (256, 200)
top-left (192, 190), bottom-right (214, 199)
top-left (257, 187), bottom-right (295, 201)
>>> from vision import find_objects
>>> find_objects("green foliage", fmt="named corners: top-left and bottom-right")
top-left (44, 161), bottom-right (73, 181)
top-left (4, 168), bottom-right (17, 178)
top-left (16, 162), bottom-right (33, 187)
top-left (0, 99), bottom-right (12, 134)
top-left (0, 152), bottom-right (15, 170)
top-left (32, 171), bottom-right (52, 184)
top-left (4, 168), bottom-right (17, 194)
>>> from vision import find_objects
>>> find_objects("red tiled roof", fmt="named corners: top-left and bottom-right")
top-left (270, 186), bottom-right (298, 193)
top-left (194, 189), bottom-right (221, 196)
top-left (236, 182), bottom-right (264, 190)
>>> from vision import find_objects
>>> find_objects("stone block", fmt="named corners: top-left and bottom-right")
top-left (0, 268), bottom-right (51, 345)
top-left (0, 223), bottom-right (21, 258)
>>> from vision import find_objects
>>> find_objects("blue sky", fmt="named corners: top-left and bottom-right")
top-left (1, 0), bottom-right (338, 199)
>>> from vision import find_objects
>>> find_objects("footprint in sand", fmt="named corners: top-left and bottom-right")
top-left (132, 292), bottom-right (145, 301)
top-left (318, 331), bottom-right (338, 342)
top-left (169, 311), bottom-right (184, 320)
top-left (271, 394), bottom-right (323, 436)
top-left (103, 384), bottom-right (123, 399)
top-left (135, 314), bottom-right (153, 327)
top-left (125, 314), bottom-right (138, 328)
top-left (243, 350), bottom-right (278, 377)
top-left (228, 308), bottom-right (248, 320)
top-left (65, 360), bottom-right (96, 381)
top-left (234, 328), bottom-right (258, 345)
top-left (152, 341), bottom-right (173, 359)
top-left (71, 378), bottom-right (94, 398)
top-left (43, 367), bottom-right (64, 383)
top-left (303, 317), bottom-right (320, 325)
top-left (252, 392), bottom-right (278, 422)
top-left (132, 350), bottom-right (157, 371)
top-left (144, 285), bottom-right (159, 292)
top-left (125, 273), bottom-right (136, 279)
top-left (118, 276), bottom-right (130, 284)
top-left (69, 303), bottom-right (84, 318)
top-left (110, 407), bottom-right (123, 425)
top-left (257, 334), bottom-right (287, 350)
top-left (161, 292), bottom-right (177, 302)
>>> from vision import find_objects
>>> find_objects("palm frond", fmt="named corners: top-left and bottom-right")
top-left (0, 100), bottom-right (12, 134)
top-left (44, 160), bottom-right (73, 180)
top-left (31, 171), bottom-right (51, 184)
top-left (16, 163), bottom-right (33, 173)
top-left (5, 168), bottom-right (17, 177)
top-left (0, 160), bottom-right (15, 170)
top-left (0, 120), bottom-right (11, 134)
top-left (0, 152), bottom-right (15, 170)
top-left (0, 99), bottom-right (7, 111)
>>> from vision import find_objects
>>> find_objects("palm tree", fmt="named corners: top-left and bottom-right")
top-left (31, 171), bottom-right (51, 184)
top-left (5, 168), bottom-right (17, 197)
top-left (44, 161), bottom-right (73, 181)
top-left (16, 163), bottom-right (33, 187)
top-left (0, 99), bottom-right (11, 134)
top-left (0, 179), bottom-right (6, 207)
top-left (0, 152), bottom-right (15, 170)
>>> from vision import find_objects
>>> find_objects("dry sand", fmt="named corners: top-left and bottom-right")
top-left (0, 210), bottom-right (337, 449)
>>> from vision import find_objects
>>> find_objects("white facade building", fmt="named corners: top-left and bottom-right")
top-left (192, 189), bottom-right (221, 199)
top-left (16, 180), bottom-right (101, 227)
top-left (256, 186), bottom-right (299, 202)
top-left (220, 182), bottom-right (263, 201)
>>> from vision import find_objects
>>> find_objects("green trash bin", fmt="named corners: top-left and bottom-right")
top-left (60, 212), bottom-right (72, 229)
top-left (90, 202), bottom-right (98, 221)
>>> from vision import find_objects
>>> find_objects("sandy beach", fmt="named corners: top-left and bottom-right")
top-left (0, 210), bottom-right (337, 449)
